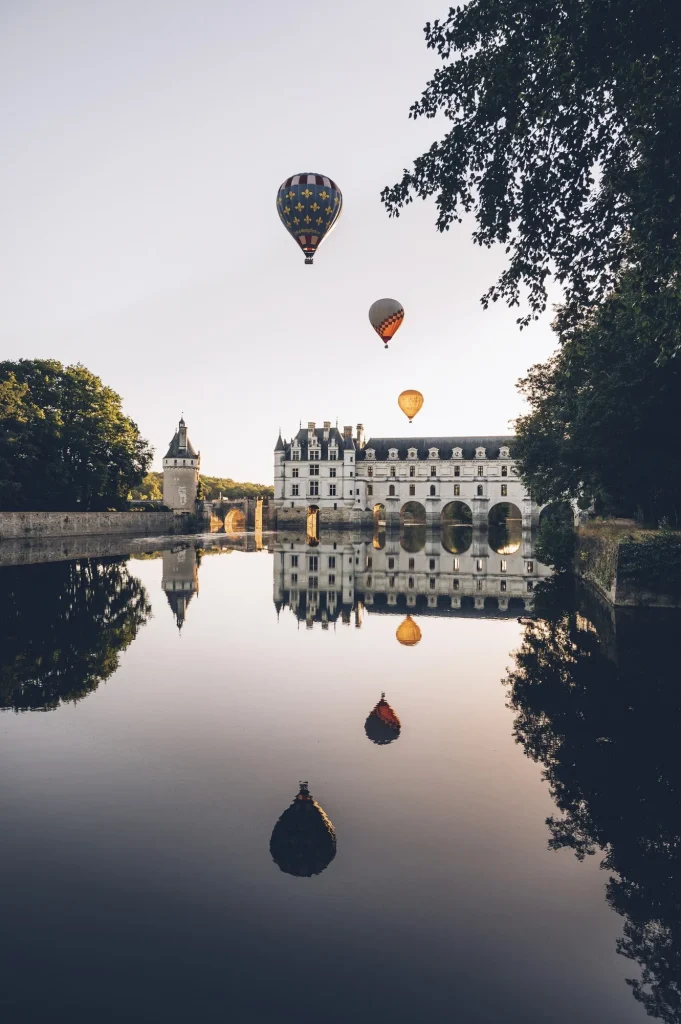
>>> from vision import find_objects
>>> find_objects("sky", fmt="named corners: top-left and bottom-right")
top-left (1, 0), bottom-right (559, 482)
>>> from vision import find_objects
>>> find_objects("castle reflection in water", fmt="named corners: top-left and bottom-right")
top-left (271, 520), bottom-right (552, 629)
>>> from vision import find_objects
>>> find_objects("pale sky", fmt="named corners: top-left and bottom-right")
top-left (1, 0), bottom-right (558, 482)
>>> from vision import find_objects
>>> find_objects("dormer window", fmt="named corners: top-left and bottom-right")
top-left (475, 447), bottom-right (487, 459)
top-left (452, 447), bottom-right (462, 459)
top-left (329, 444), bottom-right (338, 461)
top-left (407, 448), bottom-right (418, 460)
top-left (428, 448), bottom-right (439, 459)
top-left (309, 448), bottom-right (321, 460)
top-left (388, 448), bottom-right (399, 460)
top-left (365, 449), bottom-right (375, 460)
top-left (499, 446), bottom-right (510, 459)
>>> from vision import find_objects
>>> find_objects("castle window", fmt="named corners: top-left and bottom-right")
top-left (390, 466), bottom-right (396, 477)
top-left (328, 574), bottom-right (335, 585)
top-left (407, 448), bottom-right (417, 459)
top-left (526, 561), bottom-right (534, 573)
top-left (527, 581), bottom-right (534, 592)
top-left (310, 465), bottom-right (319, 476)
top-left (309, 481), bottom-right (319, 496)
top-left (389, 576), bottom-right (395, 587)
top-left (429, 484), bottom-right (436, 496)
top-left (476, 580), bottom-right (483, 592)
top-left (308, 555), bottom-right (318, 570)
top-left (453, 578), bottom-right (459, 590)
top-left (308, 577), bottom-right (318, 589)
top-left (292, 468), bottom-right (299, 478)
top-left (501, 484), bottom-right (508, 496)
top-left (329, 448), bottom-right (338, 461)
top-left (499, 447), bottom-right (510, 459)
top-left (309, 448), bottom-right (321, 460)
top-left (501, 465), bottom-right (508, 477)
top-left (388, 448), bottom-right (398, 460)
top-left (367, 466), bottom-right (373, 477)
top-left (329, 467), bottom-right (336, 478)
top-left (408, 558), bottom-right (415, 570)
top-left (388, 557), bottom-right (395, 569)
top-left (292, 484), bottom-right (299, 496)
top-left (454, 484), bottom-right (460, 496)
top-left (367, 484), bottom-right (373, 496)
top-left (366, 575), bottom-right (372, 587)
top-left (452, 448), bottom-right (462, 459)
top-left (329, 484), bottom-right (336, 496)
top-left (291, 573), bottom-right (298, 584)
top-left (174, 459), bottom-right (177, 465)
top-left (367, 556), bottom-right (372, 568)
top-left (429, 559), bottom-right (436, 570)
top-left (328, 556), bottom-right (335, 568)
top-left (453, 558), bottom-right (459, 572)
top-left (408, 576), bottom-right (415, 589)
top-left (365, 449), bottom-right (375, 460)
top-left (349, 471), bottom-right (353, 477)
top-left (500, 559), bottom-right (507, 573)
top-left (428, 448), bottom-right (439, 459)
top-left (409, 484), bottom-right (415, 495)
top-left (429, 578), bottom-right (436, 590)
top-left (478, 465), bottom-right (484, 476)
top-left (430, 465), bottom-right (437, 477)
top-left (476, 559), bottom-right (483, 571)
top-left (476, 448), bottom-right (486, 459)
top-left (291, 555), bottom-right (299, 567)
top-left (477, 484), bottom-right (483, 495)
top-left (500, 580), bottom-right (507, 592)
top-left (454, 465), bottom-right (460, 477)
top-left (409, 465), bottom-right (415, 478)
top-left (388, 484), bottom-right (395, 496)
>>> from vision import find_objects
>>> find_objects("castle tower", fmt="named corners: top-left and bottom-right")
top-left (163, 415), bottom-right (200, 512)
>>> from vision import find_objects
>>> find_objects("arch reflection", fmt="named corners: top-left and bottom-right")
top-left (488, 502), bottom-right (522, 554)
top-left (400, 524), bottom-right (426, 553)
top-left (269, 782), bottom-right (337, 877)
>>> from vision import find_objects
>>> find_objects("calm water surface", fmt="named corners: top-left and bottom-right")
top-left (1, 530), bottom-right (678, 1023)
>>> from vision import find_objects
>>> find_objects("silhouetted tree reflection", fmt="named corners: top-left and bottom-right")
top-left (506, 577), bottom-right (681, 1021)
top-left (0, 558), bottom-right (151, 712)
top-left (269, 782), bottom-right (337, 877)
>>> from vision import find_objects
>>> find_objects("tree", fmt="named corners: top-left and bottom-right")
top-left (512, 271), bottom-right (681, 523)
top-left (506, 579), bottom-right (681, 1020)
top-left (382, 1), bottom-right (681, 328)
top-left (0, 557), bottom-right (150, 711)
top-left (0, 359), bottom-right (153, 511)
top-left (129, 472), bottom-right (164, 501)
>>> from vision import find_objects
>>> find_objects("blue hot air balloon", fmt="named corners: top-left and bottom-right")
top-left (276, 173), bottom-right (342, 265)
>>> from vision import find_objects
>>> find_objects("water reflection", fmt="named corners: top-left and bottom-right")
top-left (273, 526), bottom-right (551, 628)
top-left (162, 544), bottom-right (199, 631)
top-left (365, 693), bottom-right (401, 745)
top-left (269, 782), bottom-right (337, 877)
top-left (440, 522), bottom-right (473, 554)
top-left (506, 577), bottom-right (681, 1021)
top-left (488, 502), bottom-right (523, 554)
top-left (0, 558), bottom-right (150, 712)
top-left (396, 615), bottom-right (422, 646)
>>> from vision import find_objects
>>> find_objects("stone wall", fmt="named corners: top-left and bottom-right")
top-left (576, 522), bottom-right (681, 607)
top-left (0, 510), bottom-right (181, 542)
top-left (275, 507), bottom-right (373, 529)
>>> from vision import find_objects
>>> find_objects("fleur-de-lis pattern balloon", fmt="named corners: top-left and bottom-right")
top-left (369, 297), bottom-right (404, 348)
top-left (277, 173), bottom-right (342, 265)
top-left (269, 782), bottom-right (337, 877)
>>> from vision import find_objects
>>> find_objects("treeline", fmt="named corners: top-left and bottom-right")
top-left (387, 0), bottom-right (681, 525)
top-left (130, 472), bottom-right (273, 501)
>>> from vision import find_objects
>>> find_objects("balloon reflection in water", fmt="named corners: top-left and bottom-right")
top-left (269, 782), bottom-right (337, 877)
top-left (365, 693), bottom-right (401, 745)
top-left (396, 615), bottom-right (422, 647)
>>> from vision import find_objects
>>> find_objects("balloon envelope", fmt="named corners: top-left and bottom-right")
top-left (396, 615), bottom-right (422, 647)
top-left (368, 298), bottom-right (404, 347)
top-left (398, 389), bottom-right (424, 423)
top-left (276, 173), bottom-right (342, 265)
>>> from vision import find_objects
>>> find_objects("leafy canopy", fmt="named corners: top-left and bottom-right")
top-left (382, 0), bottom-right (681, 326)
top-left (0, 359), bottom-right (152, 511)
top-left (513, 271), bottom-right (681, 523)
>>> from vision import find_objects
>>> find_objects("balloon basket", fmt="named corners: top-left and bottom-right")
top-left (305, 257), bottom-right (313, 265)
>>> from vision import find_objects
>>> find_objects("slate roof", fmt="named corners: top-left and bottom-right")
top-left (165, 429), bottom-right (198, 459)
top-left (281, 426), bottom-right (348, 460)
top-left (357, 436), bottom-right (515, 461)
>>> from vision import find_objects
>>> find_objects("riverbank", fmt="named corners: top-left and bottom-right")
top-left (0, 510), bottom-right (193, 542)
top-left (576, 520), bottom-right (681, 607)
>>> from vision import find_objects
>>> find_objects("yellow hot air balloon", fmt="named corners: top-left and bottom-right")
top-left (396, 615), bottom-right (422, 647)
top-left (398, 390), bottom-right (424, 423)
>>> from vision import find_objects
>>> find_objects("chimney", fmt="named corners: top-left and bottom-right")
top-left (356, 423), bottom-right (365, 448)
top-left (343, 425), bottom-right (353, 440)
top-left (323, 421), bottom-right (331, 441)
top-left (308, 421), bottom-right (316, 442)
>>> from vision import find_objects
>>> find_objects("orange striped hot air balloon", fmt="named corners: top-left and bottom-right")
top-left (369, 298), bottom-right (404, 349)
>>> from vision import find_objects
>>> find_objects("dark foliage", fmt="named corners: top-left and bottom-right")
top-left (382, 0), bottom-right (681, 328)
top-left (0, 558), bottom-right (151, 711)
top-left (0, 359), bottom-right (152, 511)
top-left (506, 579), bottom-right (681, 1020)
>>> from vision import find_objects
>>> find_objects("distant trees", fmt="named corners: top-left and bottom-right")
top-left (0, 359), bottom-right (152, 511)
top-left (130, 472), bottom-right (273, 502)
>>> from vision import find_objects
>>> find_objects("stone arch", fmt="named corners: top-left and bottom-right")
top-left (488, 501), bottom-right (522, 554)
top-left (441, 500), bottom-right (473, 554)
top-left (400, 500), bottom-right (426, 525)
top-left (224, 508), bottom-right (246, 533)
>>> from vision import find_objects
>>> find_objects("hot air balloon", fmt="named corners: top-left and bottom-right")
top-left (276, 173), bottom-right (342, 265)
top-left (365, 693), bottom-right (401, 745)
top-left (396, 615), bottom-right (422, 647)
top-left (398, 390), bottom-right (424, 423)
top-left (368, 298), bottom-right (404, 349)
top-left (269, 782), bottom-right (337, 877)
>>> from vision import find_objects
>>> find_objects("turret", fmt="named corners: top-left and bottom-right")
top-left (162, 415), bottom-right (200, 512)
